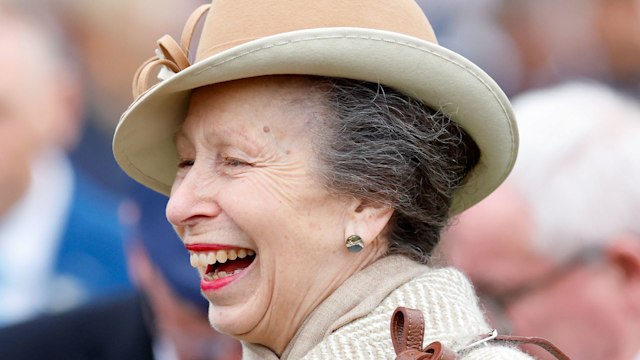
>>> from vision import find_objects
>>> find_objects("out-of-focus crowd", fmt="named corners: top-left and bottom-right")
top-left (0, 1), bottom-right (241, 359)
top-left (0, 0), bottom-right (638, 359)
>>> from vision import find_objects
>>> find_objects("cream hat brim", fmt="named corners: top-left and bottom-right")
top-left (113, 27), bottom-right (518, 214)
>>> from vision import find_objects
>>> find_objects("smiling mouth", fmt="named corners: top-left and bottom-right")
top-left (188, 247), bottom-right (256, 281)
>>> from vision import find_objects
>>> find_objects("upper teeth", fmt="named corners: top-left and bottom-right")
top-left (189, 248), bottom-right (255, 269)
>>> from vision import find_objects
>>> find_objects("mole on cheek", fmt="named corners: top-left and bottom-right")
top-left (263, 126), bottom-right (270, 133)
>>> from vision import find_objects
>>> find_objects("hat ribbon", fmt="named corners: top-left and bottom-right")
top-left (132, 4), bottom-right (211, 99)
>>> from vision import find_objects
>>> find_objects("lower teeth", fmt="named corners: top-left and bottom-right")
top-left (205, 268), bottom-right (244, 281)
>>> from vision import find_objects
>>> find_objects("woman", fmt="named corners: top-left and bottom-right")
top-left (113, 0), bottom-right (530, 359)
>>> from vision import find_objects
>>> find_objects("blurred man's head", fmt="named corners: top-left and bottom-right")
top-left (441, 82), bottom-right (640, 360)
top-left (495, 0), bottom-right (640, 94)
top-left (0, 3), bottom-right (81, 216)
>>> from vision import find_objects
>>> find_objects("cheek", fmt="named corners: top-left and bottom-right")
top-left (245, 169), bottom-right (313, 212)
top-left (217, 176), bottom-right (300, 249)
top-left (171, 224), bottom-right (186, 240)
top-left (225, 166), bottom-right (332, 221)
top-left (220, 172), bottom-right (346, 259)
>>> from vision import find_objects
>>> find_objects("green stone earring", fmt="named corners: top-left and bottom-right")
top-left (345, 235), bottom-right (364, 253)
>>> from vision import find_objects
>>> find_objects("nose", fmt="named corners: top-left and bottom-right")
top-left (165, 165), bottom-right (222, 228)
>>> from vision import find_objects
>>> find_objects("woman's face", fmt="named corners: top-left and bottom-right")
top-left (166, 76), bottom-right (386, 353)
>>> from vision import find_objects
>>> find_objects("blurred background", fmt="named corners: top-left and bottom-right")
top-left (0, 0), bottom-right (638, 359)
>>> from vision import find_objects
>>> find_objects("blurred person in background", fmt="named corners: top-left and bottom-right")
top-left (0, 234), bottom-right (242, 360)
top-left (496, 0), bottom-right (640, 96)
top-left (439, 82), bottom-right (640, 360)
top-left (0, 1), bottom-right (132, 326)
top-left (47, 0), bottom-right (210, 310)
top-left (419, 0), bottom-right (640, 97)
top-left (496, 0), bottom-right (605, 93)
top-left (52, 0), bottom-right (204, 131)
top-left (49, 0), bottom-right (205, 190)
top-left (0, 3), bottom-right (241, 358)
top-left (417, 0), bottom-right (579, 96)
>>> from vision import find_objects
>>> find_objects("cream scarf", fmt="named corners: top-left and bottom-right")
top-left (242, 255), bottom-right (532, 359)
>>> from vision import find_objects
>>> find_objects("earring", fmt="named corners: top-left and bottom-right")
top-left (345, 235), bottom-right (364, 253)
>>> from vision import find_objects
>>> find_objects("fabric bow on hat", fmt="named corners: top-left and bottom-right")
top-left (132, 4), bottom-right (210, 99)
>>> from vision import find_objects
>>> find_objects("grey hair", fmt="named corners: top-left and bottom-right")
top-left (509, 81), bottom-right (640, 262)
top-left (310, 77), bottom-right (480, 263)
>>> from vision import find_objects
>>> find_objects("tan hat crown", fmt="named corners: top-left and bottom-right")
top-left (133, 0), bottom-right (437, 97)
top-left (197, 0), bottom-right (437, 60)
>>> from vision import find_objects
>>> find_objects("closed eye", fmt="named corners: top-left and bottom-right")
top-left (223, 157), bottom-right (252, 167)
top-left (178, 159), bottom-right (194, 168)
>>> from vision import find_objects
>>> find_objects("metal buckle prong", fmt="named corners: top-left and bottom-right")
top-left (461, 329), bottom-right (498, 351)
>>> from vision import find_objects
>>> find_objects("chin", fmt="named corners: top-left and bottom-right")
top-left (206, 287), bottom-right (266, 341)
top-left (208, 303), bottom-right (246, 337)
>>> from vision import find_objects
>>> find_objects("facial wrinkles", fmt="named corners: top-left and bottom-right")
top-left (247, 160), bottom-right (315, 212)
top-left (259, 111), bottom-right (328, 210)
top-left (204, 109), bottom-right (319, 212)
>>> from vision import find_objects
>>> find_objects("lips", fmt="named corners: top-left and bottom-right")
top-left (185, 244), bottom-right (256, 291)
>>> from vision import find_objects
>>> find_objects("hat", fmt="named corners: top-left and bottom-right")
top-left (112, 0), bottom-right (518, 214)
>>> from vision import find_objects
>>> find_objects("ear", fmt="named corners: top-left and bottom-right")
top-left (605, 233), bottom-right (640, 313)
top-left (344, 198), bottom-right (394, 248)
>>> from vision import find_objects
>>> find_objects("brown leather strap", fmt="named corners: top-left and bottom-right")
top-left (395, 343), bottom-right (458, 360)
top-left (495, 335), bottom-right (571, 360)
top-left (391, 307), bottom-right (426, 354)
top-left (390, 307), bottom-right (571, 360)
top-left (395, 349), bottom-right (435, 360)
top-left (391, 308), bottom-right (458, 360)
top-left (423, 341), bottom-right (458, 360)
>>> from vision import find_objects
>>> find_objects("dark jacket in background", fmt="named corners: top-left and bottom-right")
top-left (0, 292), bottom-right (154, 360)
